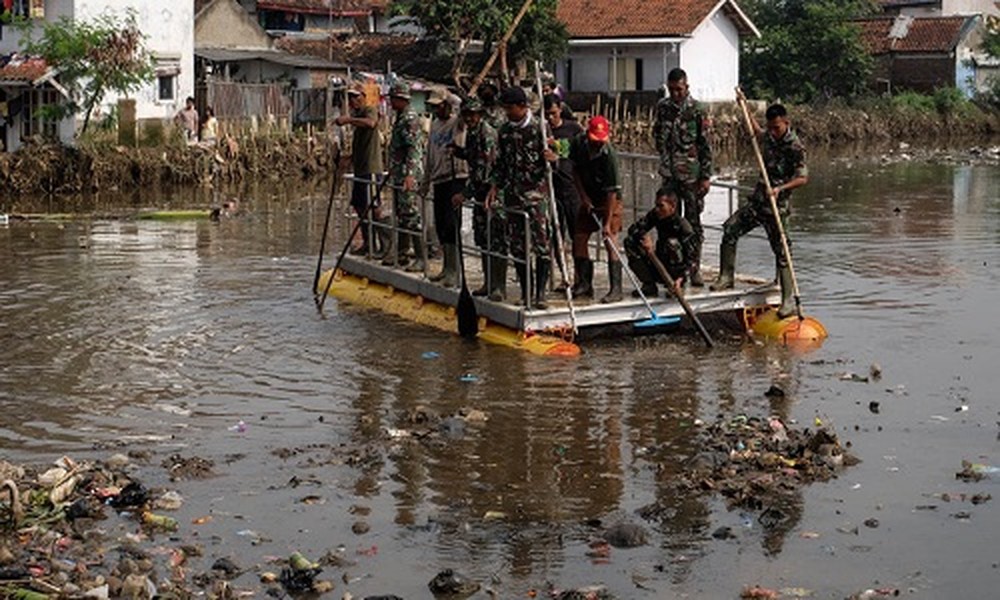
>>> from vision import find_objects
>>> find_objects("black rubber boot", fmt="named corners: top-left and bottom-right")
top-left (710, 243), bottom-right (736, 291)
top-left (571, 258), bottom-right (594, 299)
top-left (472, 255), bottom-right (490, 296)
top-left (381, 231), bottom-right (409, 267)
top-left (689, 244), bottom-right (705, 287)
top-left (514, 262), bottom-right (528, 306)
top-left (406, 235), bottom-right (426, 273)
top-left (600, 261), bottom-right (624, 303)
top-left (431, 243), bottom-right (458, 286)
top-left (372, 217), bottom-right (391, 260)
top-left (776, 265), bottom-right (797, 319)
top-left (533, 258), bottom-right (550, 309)
top-left (488, 258), bottom-right (507, 302)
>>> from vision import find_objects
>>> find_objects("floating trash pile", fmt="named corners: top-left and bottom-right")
top-left (638, 414), bottom-right (861, 521)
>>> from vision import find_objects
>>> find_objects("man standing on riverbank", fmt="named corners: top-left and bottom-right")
top-left (710, 100), bottom-right (808, 319)
top-left (653, 68), bottom-right (713, 287)
top-left (175, 97), bottom-right (199, 144)
top-left (424, 89), bottom-right (469, 288)
top-left (568, 115), bottom-right (624, 303)
top-left (487, 86), bottom-right (551, 308)
top-left (384, 81), bottom-right (426, 272)
top-left (336, 84), bottom-right (385, 257)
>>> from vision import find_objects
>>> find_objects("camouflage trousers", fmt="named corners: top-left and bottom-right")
top-left (472, 187), bottom-right (508, 255)
top-left (625, 238), bottom-right (687, 286)
top-left (505, 191), bottom-right (550, 260)
top-left (392, 187), bottom-right (422, 234)
top-left (662, 178), bottom-right (704, 248)
top-left (721, 196), bottom-right (791, 268)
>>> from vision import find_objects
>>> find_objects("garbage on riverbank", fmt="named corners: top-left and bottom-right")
top-left (0, 454), bottom-right (342, 599)
top-left (0, 132), bottom-right (339, 198)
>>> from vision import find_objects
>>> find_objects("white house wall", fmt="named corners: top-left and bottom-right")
top-left (562, 44), bottom-right (680, 92)
top-left (75, 1), bottom-right (194, 122)
top-left (0, 0), bottom-right (74, 55)
top-left (679, 10), bottom-right (739, 102)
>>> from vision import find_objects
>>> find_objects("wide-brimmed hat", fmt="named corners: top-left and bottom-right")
top-left (347, 84), bottom-right (364, 97)
top-left (426, 88), bottom-right (448, 105)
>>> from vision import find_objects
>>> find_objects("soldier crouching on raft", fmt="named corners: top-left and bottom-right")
top-left (710, 93), bottom-right (808, 319)
top-left (624, 186), bottom-right (697, 298)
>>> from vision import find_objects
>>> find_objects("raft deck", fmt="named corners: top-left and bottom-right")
top-left (331, 252), bottom-right (778, 337)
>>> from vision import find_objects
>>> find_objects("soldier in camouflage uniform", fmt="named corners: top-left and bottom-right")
top-left (653, 68), bottom-right (713, 286)
top-left (383, 81), bottom-right (426, 272)
top-left (452, 97), bottom-right (506, 301)
top-left (477, 80), bottom-right (506, 131)
top-left (710, 101), bottom-right (808, 319)
top-left (486, 86), bottom-right (552, 308)
top-left (624, 186), bottom-right (698, 298)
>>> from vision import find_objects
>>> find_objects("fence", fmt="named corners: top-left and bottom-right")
top-left (292, 88), bottom-right (330, 127)
top-left (197, 81), bottom-right (292, 130)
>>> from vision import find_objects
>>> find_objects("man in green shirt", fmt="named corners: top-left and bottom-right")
top-left (568, 116), bottom-right (624, 303)
top-left (336, 84), bottom-right (384, 256)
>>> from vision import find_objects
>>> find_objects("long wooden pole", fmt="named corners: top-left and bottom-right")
top-left (735, 88), bottom-right (803, 321)
top-left (468, 0), bottom-right (534, 95)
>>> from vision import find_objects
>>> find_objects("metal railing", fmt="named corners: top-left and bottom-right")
top-left (337, 153), bottom-right (757, 312)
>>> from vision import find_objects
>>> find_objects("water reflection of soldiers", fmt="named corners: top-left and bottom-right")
top-left (624, 186), bottom-right (697, 298)
top-left (451, 97), bottom-right (506, 301)
top-left (653, 68), bottom-right (713, 287)
top-left (486, 86), bottom-right (551, 308)
top-left (383, 81), bottom-right (426, 272)
top-left (710, 97), bottom-right (808, 319)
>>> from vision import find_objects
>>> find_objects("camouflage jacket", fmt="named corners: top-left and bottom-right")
top-left (754, 128), bottom-right (808, 209)
top-left (484, 104), bottom-right (505, 131)
top-left (388, 108), bottom-right (425, 184)
top-left (625, 210), bottom-right (697, 271)
top-left (455, 119), bottom-right (497, 198)
top-left (491, 112), bottom-right (547, 203)
top-left (653, 95), bottom-right (713, 184)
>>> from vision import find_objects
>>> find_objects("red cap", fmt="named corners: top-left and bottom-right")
top-left (587, 115), bottom-right (610, 142)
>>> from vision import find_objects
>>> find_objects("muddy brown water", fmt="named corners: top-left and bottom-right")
top-left (1, 156), bottom-right (998, 598)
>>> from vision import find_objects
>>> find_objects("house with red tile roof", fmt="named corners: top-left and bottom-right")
top-left (855, 14), bottom-right (993, 95)
top-left (0, 1), bottom-right (194, 152)
top-left (554, 0), bottom-right (759, 102)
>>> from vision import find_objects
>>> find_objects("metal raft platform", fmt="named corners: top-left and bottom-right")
top-left (319, 153), bottom-right (787, 353)
top-left (329, 253), bottom-right (779, 338)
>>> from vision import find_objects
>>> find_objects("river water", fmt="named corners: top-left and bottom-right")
top-left (1, 155), bottom-right (998, 598)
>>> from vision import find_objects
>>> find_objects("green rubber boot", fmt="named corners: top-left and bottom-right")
top-left (776, 265), bottom-right (797, 319)
top-left (709, 243), bottom-right (736, 291)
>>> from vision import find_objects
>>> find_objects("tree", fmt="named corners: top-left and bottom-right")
top-left (14, 10), bottom-right (154, 134)
top-left (391, 0), bottom-right (567, 87)
top-left (979, 16), bottom-right (1000, 108)
top-left (740, 0), bottom-right (875, 103)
